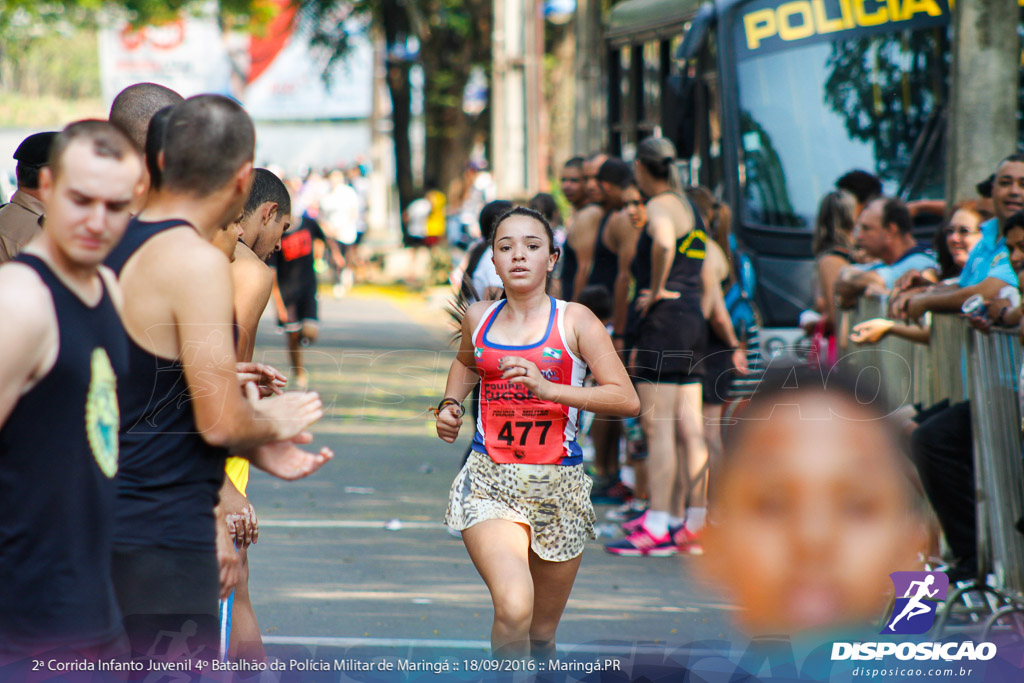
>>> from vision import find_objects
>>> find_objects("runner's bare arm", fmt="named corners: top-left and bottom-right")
top-left (0, 266), bottom-right (55, 427)
top-left (501, 303), bottom-right (639, 417)
top-left (436, 303), bottom-right (488, 442)
top-left (170, 245), bottom-right (322, 451)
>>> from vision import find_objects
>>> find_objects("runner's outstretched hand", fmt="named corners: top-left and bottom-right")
top-left (247, 430), bottom-right (334, 480)
top-left (246, 382), bottom-right (323, 441)
top-left (237, 361), bottom-right (287, 397)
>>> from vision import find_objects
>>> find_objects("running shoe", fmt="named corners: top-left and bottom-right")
top-left (606, 500), bottom-right (648, 522)
top-left (621, 510), bottom-right (648, 533)
top-left (604, 527), bottom-right (678, 557)
top-left (672, 525), bottom-right (704, 555)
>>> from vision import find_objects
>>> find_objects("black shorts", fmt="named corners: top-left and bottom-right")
top-left (701, 324), bottom-right (735, 405)
top-left (631, 301), bottom-right (707, 385)
top-left (278, 286), bottom-right (318, 329)
top-left (111, 545), bottom-right (219, 658)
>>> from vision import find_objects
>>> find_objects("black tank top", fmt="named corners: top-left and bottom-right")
top-left (560, 241), bottom-right (578, 301)
top-left (630, 228), bottom-right (653, 292)
top-left (105, 218), bottom-right (227, 551)
top-left (0, 254), bottom-right (128, 649)
top-left (630, 196), bottom-right (706, 310)
top-left (587, 211), bottom-right (618, 289)
top-left (665, 195), bottom-right (707, 307)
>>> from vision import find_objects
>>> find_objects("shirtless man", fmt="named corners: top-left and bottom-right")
top-left (556, 157), bottom-right (587, 300)
top-left (568, 152), bottom-right (608, 302)
top-left (220, 168), bottom-right (293, 661)
top-left (108, 82), bottom-right (184, 210)
top-left (105, 95), bottom-right (330, 654)
top-left (0, 121), bottom-right (143, 659)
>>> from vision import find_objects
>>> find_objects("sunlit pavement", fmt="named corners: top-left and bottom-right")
top-left (244, 285), bottom-right (736, 663)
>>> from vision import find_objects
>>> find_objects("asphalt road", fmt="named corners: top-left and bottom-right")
top-left (243, 287), bottom-right (738, 677)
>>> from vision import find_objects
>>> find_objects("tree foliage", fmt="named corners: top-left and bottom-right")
top-left (305, 0), bottom-right (492, 208)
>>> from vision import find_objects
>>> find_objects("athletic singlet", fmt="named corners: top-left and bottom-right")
top-left (470, 297), bottom-right (587, 465)
top-left (105, 218), bottom-right (228, 551)
top-left (587, 211), bottom-right (618, 289)
top-left (0, 254), bottom-right (127, 649)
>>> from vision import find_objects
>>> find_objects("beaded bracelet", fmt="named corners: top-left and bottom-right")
top-left (433, 397), bottom-right (465, 418)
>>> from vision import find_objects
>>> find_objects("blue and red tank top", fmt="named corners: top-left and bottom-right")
top-left (470, 297), bottom-right (587, 466)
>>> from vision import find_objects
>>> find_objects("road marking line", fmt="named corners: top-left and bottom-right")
top-left (263, 635), bottom-right (715, 656)
top-left (261, 519), bottom-right (446, 530)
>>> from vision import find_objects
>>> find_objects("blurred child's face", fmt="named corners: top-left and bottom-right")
top-left (704, 392), bottom-right (926, 636)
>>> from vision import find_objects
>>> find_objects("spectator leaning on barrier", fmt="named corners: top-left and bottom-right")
top-left (849, 204), bottom-right (987, 347)
top-left (892, 156), bottom-right (1023, 320)
top-left (901, 155), bottom-right (1024, 584)
top-left (965, 210), bottom-right (1024, 334)
top-left (834, 197), bottom-right (937, 308)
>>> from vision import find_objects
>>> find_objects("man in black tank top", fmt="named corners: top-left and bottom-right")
top-left (586, 158), bottom-right (632, 293)
top-left (0, 122), bottom-right (142, 659)
top-left (104, 96), bottom-right (332, 657)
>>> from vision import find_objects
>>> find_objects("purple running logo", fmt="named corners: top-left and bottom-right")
top-left (882, 571), bottom-right (948, 635)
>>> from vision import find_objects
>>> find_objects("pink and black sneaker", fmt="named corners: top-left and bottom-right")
top-left (620, 510), bottom-right (648, 534)
top-left (671, 525), bottom-right (703, 555)
top-left (604, 526), bottom-right (678, 557)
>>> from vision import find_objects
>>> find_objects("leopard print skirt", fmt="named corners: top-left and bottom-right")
top-left (445, 449), bottom-right (596, 562)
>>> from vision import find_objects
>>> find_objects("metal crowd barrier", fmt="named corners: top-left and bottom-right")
top-left (930, 313), bottom-right (969, 404)
top-left (837, 295), bottom-right (922, 410)
top-left (965, 326), bottom-right (1024, 597)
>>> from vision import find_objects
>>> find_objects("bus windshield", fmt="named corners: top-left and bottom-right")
top-left (736, 27), bottom-right (948, 230)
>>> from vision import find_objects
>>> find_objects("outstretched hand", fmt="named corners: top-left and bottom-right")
top-left (247, 431), bottom-right (334, 480)
top-left (850, 318), bottom-right (895, 344)
top-left (237, 362), bottom-right (287, 397)
top-left (247, 382), bottom-right (323, 441)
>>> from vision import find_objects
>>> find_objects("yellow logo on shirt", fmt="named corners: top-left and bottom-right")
top-left (85, 348), bottom-right (119, 479)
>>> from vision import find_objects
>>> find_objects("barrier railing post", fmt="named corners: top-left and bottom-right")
top-left (967, 326), bottom-right (1024, 597)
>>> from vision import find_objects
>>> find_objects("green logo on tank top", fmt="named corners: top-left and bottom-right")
top-left (85, 348), bottom-right (119, 478)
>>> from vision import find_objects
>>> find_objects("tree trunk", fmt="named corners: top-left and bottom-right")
top-left (386, 57), bottom-right (415, 219)
top-left (946, 0), bottom-right (1019, 205)
top-left (421, 35), bottom-right (476, 193)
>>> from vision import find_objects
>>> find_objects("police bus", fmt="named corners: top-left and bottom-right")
top-left (603, 0), bottom-right (1020, 351)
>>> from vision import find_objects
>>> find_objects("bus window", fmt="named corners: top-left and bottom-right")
top-left (737, 27), bottom-right (948, 230)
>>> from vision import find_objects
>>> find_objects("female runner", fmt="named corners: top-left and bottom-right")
top-left (435, 207), bottom-right (640, 659)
